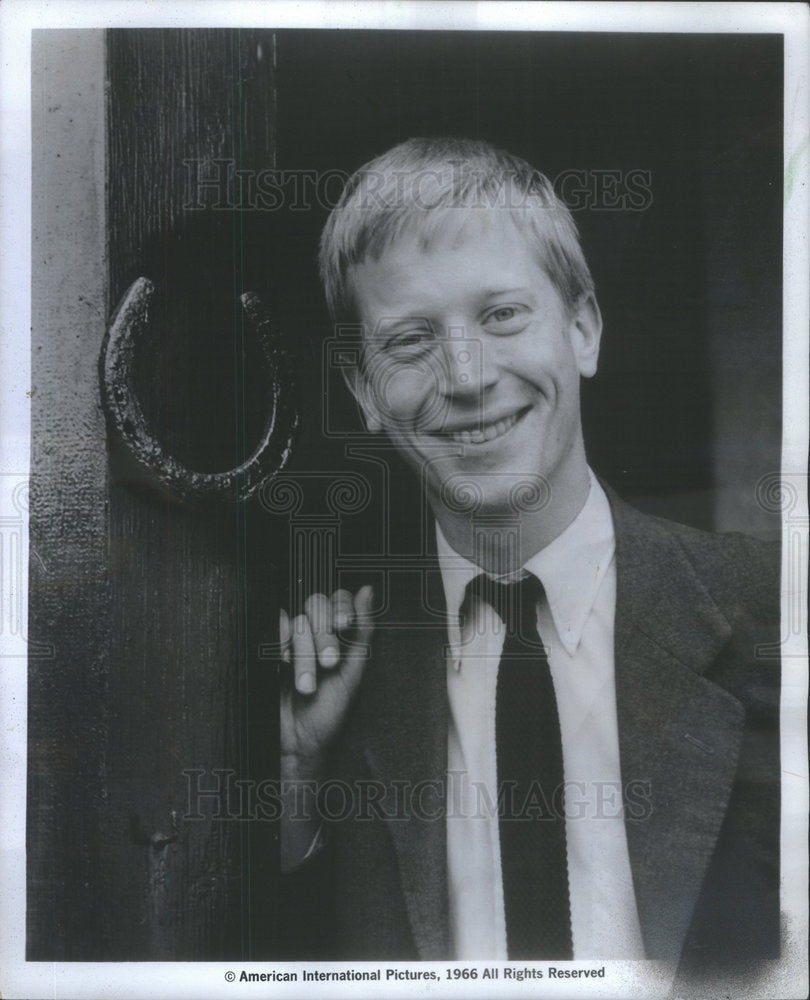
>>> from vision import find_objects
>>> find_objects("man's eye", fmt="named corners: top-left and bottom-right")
top-left (488, 306), bottom-right (518, 323)
top-left (481, 305), bottom-right (529, 336)
top-left (388, 330), bottom-right (432, 351)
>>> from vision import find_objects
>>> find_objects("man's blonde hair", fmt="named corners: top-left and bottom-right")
top-left (318, 136), bottom-right (594, 322)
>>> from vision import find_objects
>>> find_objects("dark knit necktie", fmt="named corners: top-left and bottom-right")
top-left (464, 573), bottom-right (573, 960)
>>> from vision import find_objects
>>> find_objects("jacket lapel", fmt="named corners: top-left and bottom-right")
top-left (360, 567), bottom-right (451, 959)
top-left (609, 493), bottom-right (745, 962)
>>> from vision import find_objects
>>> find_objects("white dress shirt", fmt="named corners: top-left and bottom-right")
top-left (439, 471), bottom-right (645, 960)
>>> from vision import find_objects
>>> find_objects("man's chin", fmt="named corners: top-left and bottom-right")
top-left (427, 473), bottom-right (552, 520)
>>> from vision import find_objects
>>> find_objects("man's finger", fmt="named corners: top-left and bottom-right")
top-left (331, 589), bottom-right (356, 633)
top-left (291, 614), bottom-right (318, 694)
top-left (337, 585), bottom-right (375, 698)
top-left (304, 593), bottom-right (341, 669)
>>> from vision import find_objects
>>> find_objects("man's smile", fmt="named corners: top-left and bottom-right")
top-left (427, 406), bottom-right (531, 445)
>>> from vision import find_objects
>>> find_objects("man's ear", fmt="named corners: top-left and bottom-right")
top-left (343, 366), bottom-right (383, 432)
top-left (569, 292), bottom-right (603, 379)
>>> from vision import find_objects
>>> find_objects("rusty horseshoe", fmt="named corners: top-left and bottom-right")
top-left (99, 277), bottom-right (298, 503)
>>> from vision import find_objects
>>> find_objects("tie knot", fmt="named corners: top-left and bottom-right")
top-left (465, 572), bottom-right (543, 636)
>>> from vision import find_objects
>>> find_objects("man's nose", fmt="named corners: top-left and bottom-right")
top-left (439, 327), bottom-right (498, 397)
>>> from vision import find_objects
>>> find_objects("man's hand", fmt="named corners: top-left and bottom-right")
top-left (279, 586), bottom-right (374, 872)
top-left (279, 585), bottom-right (375, 784)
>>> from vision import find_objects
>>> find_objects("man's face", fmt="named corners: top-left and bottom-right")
top-left (346, 212), bottom-right (602, 518)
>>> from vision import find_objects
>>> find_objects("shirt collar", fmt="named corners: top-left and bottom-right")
top-left (436, 469), bottom-right (615, 665)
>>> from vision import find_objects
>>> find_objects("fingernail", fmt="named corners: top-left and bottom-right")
top-left (320, 646), bottom-right (339, 668)
top-left (298, 673), bottom-right (316, 694)
top-left (335, 612), bottom-right (351, 631)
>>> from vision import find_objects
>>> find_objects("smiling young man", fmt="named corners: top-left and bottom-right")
top-left (278, 138), bottom-right (780, 978)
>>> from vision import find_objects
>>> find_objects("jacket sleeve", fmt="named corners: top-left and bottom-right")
top-left (276, 834), bottom-right (338, 959)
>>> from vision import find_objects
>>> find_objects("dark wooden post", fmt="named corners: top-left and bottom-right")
top-left (29, 28), bottom-right (283, 961)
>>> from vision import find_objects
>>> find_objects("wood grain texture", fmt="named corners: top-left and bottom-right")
top-left (103, 28), bottom-right (280, 960)
top-left (28, 28), bottom-right (282, 961)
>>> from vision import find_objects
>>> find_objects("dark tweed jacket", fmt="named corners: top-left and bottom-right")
top-left (280, 489), bottom-right (781, 980)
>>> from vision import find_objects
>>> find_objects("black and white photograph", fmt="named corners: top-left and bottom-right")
top-left (0, 2), bottom-right (807, 999)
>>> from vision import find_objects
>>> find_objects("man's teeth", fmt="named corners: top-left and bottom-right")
top-left (446, 412), bottom-right (519, 444)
